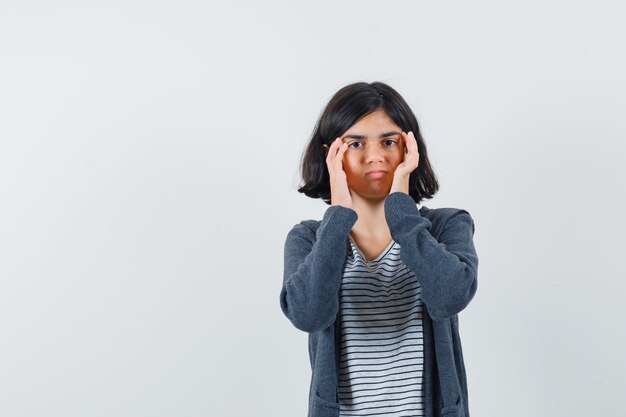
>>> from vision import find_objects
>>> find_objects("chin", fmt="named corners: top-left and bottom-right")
top-left (353, 190), bottom-right (391, 201)
top-left (349, 183), bottom-right (393, 198)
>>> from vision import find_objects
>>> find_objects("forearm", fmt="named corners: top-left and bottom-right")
top-left (384, 192), bottom-right (479, 319)
top-left (280, 205), bottom-right (358, 332)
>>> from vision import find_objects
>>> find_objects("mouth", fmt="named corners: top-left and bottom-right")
top-left (365, 170), bottom-right (388, 178)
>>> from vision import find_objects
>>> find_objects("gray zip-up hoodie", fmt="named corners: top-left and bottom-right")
top-left (280, 191), bottom-right (479, 417)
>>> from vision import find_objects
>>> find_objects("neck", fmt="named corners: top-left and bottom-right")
top-left (349, 192), bottom-right (390, 238)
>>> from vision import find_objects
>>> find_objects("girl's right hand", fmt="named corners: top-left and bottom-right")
top-left (324, 137), bottom-right (353, 209)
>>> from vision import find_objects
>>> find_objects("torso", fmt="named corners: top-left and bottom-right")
top-left (340, 232), bottom-right (426, 415)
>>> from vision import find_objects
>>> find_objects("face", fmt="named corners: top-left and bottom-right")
top-left (340, 109), bottom-right (404, 201)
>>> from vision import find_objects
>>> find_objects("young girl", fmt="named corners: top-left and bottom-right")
top-left (280, 81), bottom-right (479, 417)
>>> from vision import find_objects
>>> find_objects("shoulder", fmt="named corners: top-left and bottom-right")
top-left (283, 219), bottom-right (323, 256)
top-left (285, 219), bottom-right (321, 241)
top-left (420, 206), bottom-right (475, 234)
top-left (286, 205), bottom-right (357, 243)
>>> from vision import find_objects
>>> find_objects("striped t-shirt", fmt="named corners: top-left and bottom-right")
top-left (338, 235), bottom-right (425, 417)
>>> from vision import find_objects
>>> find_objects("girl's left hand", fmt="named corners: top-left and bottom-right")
top-left (389, 131), bottom-right (420, 195)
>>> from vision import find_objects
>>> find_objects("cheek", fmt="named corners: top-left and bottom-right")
top-left (389, 165), bottom-right (399, 176)
top-left (341, 156), bottom-right (361, 185)
top-left (392, 150), bottom-right (404, 166)
top-left (342, 154), bottom-right (355, 171)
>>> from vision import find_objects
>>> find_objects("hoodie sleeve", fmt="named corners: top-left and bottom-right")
top-left (384, 192), bottom-right (479, 319)
top-left (280, 205), bottom-right (358, 333)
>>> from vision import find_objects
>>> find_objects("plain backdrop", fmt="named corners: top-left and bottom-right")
top-left (1, 1), bottom-right (625, 416)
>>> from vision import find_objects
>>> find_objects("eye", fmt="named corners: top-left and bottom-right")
top-left (384, 139), bottom-right (398, 146)
top-left (348, 141), bottom-right (364, 149)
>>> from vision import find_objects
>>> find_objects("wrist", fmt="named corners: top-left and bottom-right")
top-left (390, 174), bottom-right (409, 194)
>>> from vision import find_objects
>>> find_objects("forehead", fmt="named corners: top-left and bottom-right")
top-left (342, 110), bottom-right (401, 139)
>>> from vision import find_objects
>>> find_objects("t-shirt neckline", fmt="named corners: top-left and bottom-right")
top-left (348, 234), bottom-right (396, 264)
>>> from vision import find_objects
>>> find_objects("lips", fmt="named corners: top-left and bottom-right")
top-left (365, 170), bottom-right (388, 178)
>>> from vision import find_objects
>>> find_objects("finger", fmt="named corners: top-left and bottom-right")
top-left (337, 141), bottom-right (348, 158)
top-left (333, 142), bottom-right (348, 169)
top-left (402, 131), bottom-right (417, 155)
top-left (325, 137), bottom-right (341, 161)
top-left (406, 132), bottom-right (420, 167)
top-left (330, 138), bottom-right (345, 157)
top-left (401, 132), bottom-right (409, 160)
top-left (326, 139), bottom-right (346, 175)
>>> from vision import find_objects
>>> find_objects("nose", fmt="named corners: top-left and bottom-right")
top-left (365, 144), bottom-right (385, 164)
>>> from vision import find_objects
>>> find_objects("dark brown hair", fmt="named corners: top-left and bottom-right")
top-left (297, 81), bottom-right (439, 205)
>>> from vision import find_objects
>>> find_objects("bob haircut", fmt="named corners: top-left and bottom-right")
top-left (298, 81), bottom-right (439, 205)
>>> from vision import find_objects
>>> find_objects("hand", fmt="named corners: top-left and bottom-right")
top-left (389, 131), bottom-right (420, 195)
top-left (323, 138), bottom-right (353, 209)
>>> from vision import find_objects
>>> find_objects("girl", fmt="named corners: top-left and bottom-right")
top-left (280, 81), bottom-right (479, 417)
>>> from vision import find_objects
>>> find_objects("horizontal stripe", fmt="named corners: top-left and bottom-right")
top-left (338, 380), bottom-right (423, 395)
top-left (339, 337), bottom-right (424, 353)
top-left (340, 300), bottom-right (421, 313)
top-left (342, 272), bottom-right (415, 288)
top-left (342, 314), bottom-right (419, 330)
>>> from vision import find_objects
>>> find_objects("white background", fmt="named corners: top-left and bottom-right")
top-left (1, 1), bottom-right (625, 416)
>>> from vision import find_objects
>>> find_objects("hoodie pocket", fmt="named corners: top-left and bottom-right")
top-left (440, 402), bottom-right (465, 417)
top-left (313, 390), bottom-right (340, 416)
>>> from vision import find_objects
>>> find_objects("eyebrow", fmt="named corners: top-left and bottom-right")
top-left (341, 131), bottom-right (401, 140)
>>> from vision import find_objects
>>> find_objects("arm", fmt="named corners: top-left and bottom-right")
top-left (384, 192), bottom-right (479, 319)
top-left (280, 205), bottom-right (358, 333)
